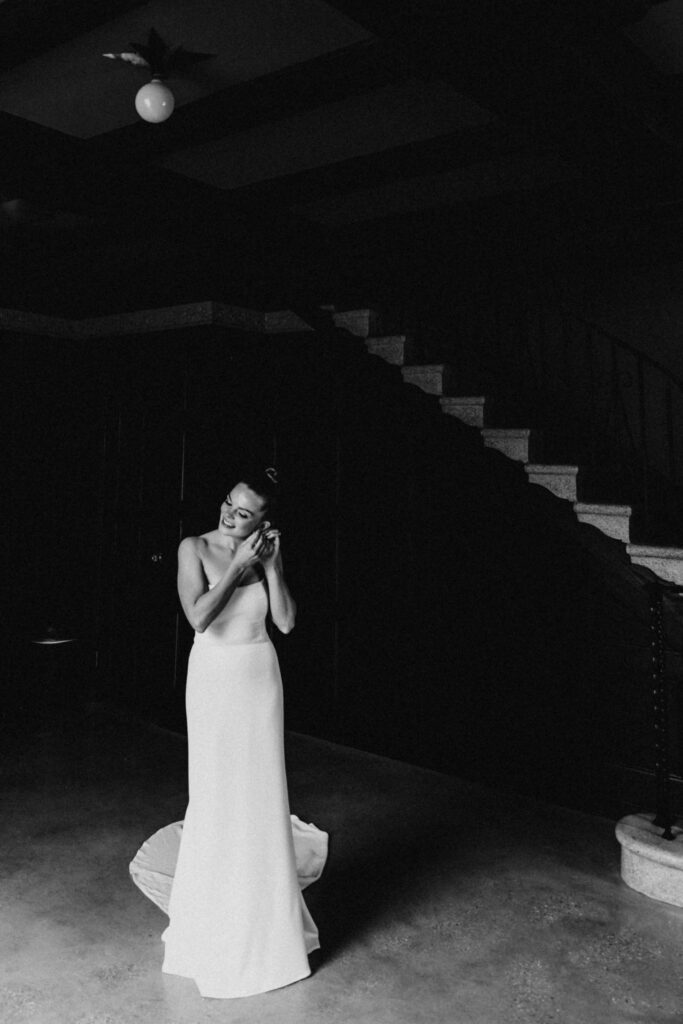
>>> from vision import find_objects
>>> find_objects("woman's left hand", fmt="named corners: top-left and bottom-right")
top-left (259, 527), bottom-right (281, 569)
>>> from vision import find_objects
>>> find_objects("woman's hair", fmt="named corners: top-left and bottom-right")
top-left (236, 465), bottom-right (279, 511)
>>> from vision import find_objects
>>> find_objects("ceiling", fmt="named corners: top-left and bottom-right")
top-left (0, 0), bottom-right (371, 138)
top-left (2, 0), bottom-right (683, 316)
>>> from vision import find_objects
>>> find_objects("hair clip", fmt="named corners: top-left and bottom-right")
top-left (265, 467), bottom-right (278, 484)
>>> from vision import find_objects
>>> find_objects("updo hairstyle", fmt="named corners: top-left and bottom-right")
top-left (237, 465), bottom-right (279, 512)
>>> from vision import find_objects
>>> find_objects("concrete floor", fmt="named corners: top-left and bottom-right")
top-left (2, 708), bottom-right (683, 1024)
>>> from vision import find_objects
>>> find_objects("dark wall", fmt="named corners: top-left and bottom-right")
top-left (5, 320), bottom-right (675, 817)
top-left (4, 333), bottom-right (105, 723)
top-left (5, 333), bottom-right (105, 641)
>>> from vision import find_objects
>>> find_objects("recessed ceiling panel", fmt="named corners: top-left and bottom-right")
top-left (291, 152), bottom-right (580, 226)
top-left (0, 0), bottom-right (371, 137)
top-left (161, 80), bottom-right (493, 190)
top-left (624, 0), bottom-right (683, 74)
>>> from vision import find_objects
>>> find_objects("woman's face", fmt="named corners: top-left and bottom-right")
top-left (218, 482), bottom-right (267, 540)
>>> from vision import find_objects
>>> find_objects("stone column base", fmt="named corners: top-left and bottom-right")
top-left (616, 812), bottom-right (683, 907)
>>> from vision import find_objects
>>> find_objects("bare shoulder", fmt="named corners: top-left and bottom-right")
top-left (178, 535), bottom-right (206, 562)
top-left (199, 529), bottom-right (220, 544)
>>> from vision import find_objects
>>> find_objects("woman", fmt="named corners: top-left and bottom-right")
top-left (129, 467), bottom-right (328, 999)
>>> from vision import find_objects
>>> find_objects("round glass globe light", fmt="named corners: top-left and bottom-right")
top-left (135, 78), bottom-right (175, 123)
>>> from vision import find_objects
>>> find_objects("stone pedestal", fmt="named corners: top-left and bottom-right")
top-left (616, 812), bottom-right (683, 907)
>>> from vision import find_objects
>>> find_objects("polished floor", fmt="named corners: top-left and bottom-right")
top-left (2, 705), bottom-right (683, 1024)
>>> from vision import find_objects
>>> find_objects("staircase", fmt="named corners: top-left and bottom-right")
top-left (318, 309), bottom-right (683, 588)
top-left (266, 303), bottom-right (683, 813)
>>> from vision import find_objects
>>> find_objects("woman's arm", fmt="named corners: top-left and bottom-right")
top-left (261, 535), bottom-right (296, 634)
top-left (177, 533), bottom-right (265, 633)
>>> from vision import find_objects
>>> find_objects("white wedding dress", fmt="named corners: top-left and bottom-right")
top-left (129, 578), bottom-right (328, 999)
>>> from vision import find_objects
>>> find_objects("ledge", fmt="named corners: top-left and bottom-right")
top-left (0, 302), bottom-right (267, 338)
top-left (1, 303), bottom-right (378, 339)
top-left (574, 502), bottom-right (632, 517)
top-left (616, 812), bottom-right (683, 907)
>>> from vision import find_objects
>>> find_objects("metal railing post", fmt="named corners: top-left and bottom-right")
top-left (648, 581), bottom-right (682, 840)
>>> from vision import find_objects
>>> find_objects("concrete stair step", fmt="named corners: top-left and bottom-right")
top-left (366, 335), bottom-right (417, 366)
top-left (481, 428), bottom-right (540, 463)
top-left (401, 364), bottom-right (454, 396)
top-left (574, 502), bottom-right (632, 543)
top-left (439, 396), bottom-right (487, 428)
top-left (627, 545), bottom-right (683, 585)
top-left (263, 306), bottom-right (379, 336)
top-left (525, 464), bottom-right (579, 502)
top-left (385, 316), bottom-right (683, 591)
top-left (332, 308), bottom-right (379, 338)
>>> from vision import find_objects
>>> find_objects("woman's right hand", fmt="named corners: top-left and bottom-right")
top-left (231, 523), bottom-right (270, 572)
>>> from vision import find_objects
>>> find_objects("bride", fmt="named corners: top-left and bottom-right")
top-left (129, 467), bottom-right (328, 999)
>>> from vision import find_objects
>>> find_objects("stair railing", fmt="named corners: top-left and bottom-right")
top-left (647, 580), bottom-right (683, 839)
top-left (556, 308), bottom-right (683, 491)
top-left (415, 303), bottom-right (683, 536)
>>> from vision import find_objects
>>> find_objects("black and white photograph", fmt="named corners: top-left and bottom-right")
top-left (4, 2), bottom-right (683, 1022)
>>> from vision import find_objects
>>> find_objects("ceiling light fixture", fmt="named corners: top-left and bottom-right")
top-left (103, 28), bottom-right (214, 124)
top-left (134, 78), bottom-right (175, 123)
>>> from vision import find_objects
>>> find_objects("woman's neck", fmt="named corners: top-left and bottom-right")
top-left (212, 532), bottom-right (239, 554)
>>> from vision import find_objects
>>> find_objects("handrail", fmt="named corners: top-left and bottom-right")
top-left (557, 307), bottom-right (683, 396)
top-left (537, 307), bottom-right (683, 518)
top-left (412, 300), bottom-right (683, 531)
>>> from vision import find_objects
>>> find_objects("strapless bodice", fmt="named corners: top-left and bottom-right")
top-left (197, 580), bottom-right (269, 645)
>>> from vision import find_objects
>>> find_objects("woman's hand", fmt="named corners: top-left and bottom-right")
top-left (260, 527), bottom-right (281, 570)
top-left (232, 523), bottom-right (271, 572)
top-left (258, 526), bottom-right (294, 632)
